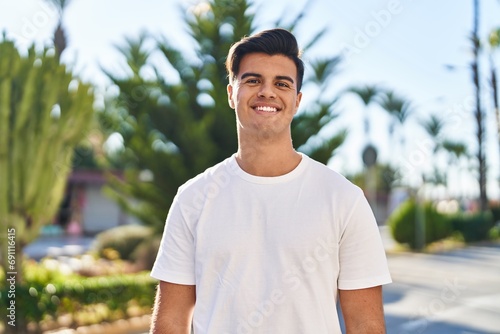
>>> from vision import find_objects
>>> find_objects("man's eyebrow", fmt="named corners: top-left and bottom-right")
top-left (240, 72), bottom-right (261, 80)
top-left (275, 75), bottom-right (294, 84)
top-left (240, 73), bottom-right (295, 84)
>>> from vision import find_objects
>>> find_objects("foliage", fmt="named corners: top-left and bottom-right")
top-left (491, 27), bottom-right (500, 48)
top-left (388, 198), bottom-right (452, 250)
top-left (0, 37), bottom-right (94, 282)
top-left (347, 85), bottom-right (419, 187)
top-left (419, 114), bottom-right (469, 188)
top-left (92, 224), bottom-right (152, 261)
top-left (346, 163), bottom-right (397, 194)
top-left (490, 205), bottom-right (500, 223)
top-left (450, 211), bottom-right (495, 243)
top-left (378, 90), bottom-right (413, 137)
top-left (0, 260), bottom-right (156, 332)
top-left (346, 84), bottom-right (380, 136)
top-left (131, 234), bottom-right (163, 271)
top-left (99, 0), bottom-right (346, 233)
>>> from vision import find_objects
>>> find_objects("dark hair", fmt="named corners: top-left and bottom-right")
top-left (225, 28), bottom-right (304, 92)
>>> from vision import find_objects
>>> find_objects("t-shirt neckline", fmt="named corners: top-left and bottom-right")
top-left (227, 152), bottom-right (309, 184)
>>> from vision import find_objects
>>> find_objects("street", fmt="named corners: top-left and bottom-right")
top-left (383, 243), bottom-right (500, 334)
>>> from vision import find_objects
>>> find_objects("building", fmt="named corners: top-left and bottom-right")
top-left (55, 169), bottom-right (140, 235)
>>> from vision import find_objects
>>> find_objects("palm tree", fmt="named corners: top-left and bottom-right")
top-left (420, 115), bottom-right (447, 193)
top-left (442, 140), bottom-right (470, 199)
top-left (471, 0), bottom-right (488, 210)
top-left (488, 27), bottom-right (500, 193)
top-left (420, 114), bottom-right (444, 154)
top-left (347, 85), bottom-right (380, 139)
top-left (377, 90), bottom-right (413, 160)
top-left (346, 85), bottom-right (383, 214)
top-left (420, 114), bottom-right (469, 196)
top-left (443, 141), bottom-right (468, 161)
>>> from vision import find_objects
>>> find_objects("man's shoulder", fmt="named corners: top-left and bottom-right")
top-left (303, 155), bottom-right (358, 188)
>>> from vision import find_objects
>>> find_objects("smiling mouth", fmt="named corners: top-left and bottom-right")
top-left (254, 106), bottom-right (279, 113)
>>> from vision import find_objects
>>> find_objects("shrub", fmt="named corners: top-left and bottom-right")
top-left (388, 198), bottom-right (452, 250)
top-left (450, 211), bottom-right (494, 243)
top-left (92, 224), bottom-right (152, 261)
top-left (489, 225), bottom-right (500, 240)
top-left (132, 235), bottom-right (162, 271)
top-left (0, 260), bottom-right (157, 331)
top-left (490, 206), bottom-right (500, 223)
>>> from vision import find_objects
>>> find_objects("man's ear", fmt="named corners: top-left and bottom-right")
top-left (227, 84), bottom-right (235, 109)
top-left (294, 91), bottom-right (303, 115)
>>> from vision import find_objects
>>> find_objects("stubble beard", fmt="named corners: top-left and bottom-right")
top-left (237, 120), bottom-right (291, 146)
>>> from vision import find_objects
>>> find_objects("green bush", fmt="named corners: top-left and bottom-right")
top-left (388, 199), bottom-right (452, 250)
top-left (132, 234), bottom-right (162, 271)
top-left (450, 211), bottom-right (494, 243)
top-left (490, 206), bottom-right (500, 223)
top-left (0, 261), bottom-right (157, 330)
top-left (489, 225), bottom-right (500, 240)
top-left (92, 224), bottom-right (152, 260)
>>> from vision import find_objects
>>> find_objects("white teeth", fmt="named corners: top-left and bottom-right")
top-left (255, 106), bottom-right (278, 112)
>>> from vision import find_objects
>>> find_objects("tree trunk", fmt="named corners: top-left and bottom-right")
top-left (471, 0), bottom-right (488, 211)
top-left (490, 57), bottom-right (500, 193)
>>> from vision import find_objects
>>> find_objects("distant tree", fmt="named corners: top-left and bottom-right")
top-left (347, 85), bottom-right (380, 139)
top-left (419, 114), bottom-right (469, 193)
top-left (44, 0), bottom-right (72, 58)
top-left (377, 90), bottom-right (413, 180)
top-left (378, 91), bottom-right (412, 144)
top-left (0, 37), bottom-right (94, 333)
top-left (99, 0), bottom-right (347, 234)
top-left (419, 115), bottom-right (446, 188)
top-left (470, 0), bottom-right (488, 210)
top-left (488, 27), bottom-right (500, 193)
top-left (346, 163), bottom-right (397, 195)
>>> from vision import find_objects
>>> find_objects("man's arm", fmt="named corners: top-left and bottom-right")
top-left (339, 286), bottom-right (386, 334)
top-left (150, 281), bottom-right (196, 334)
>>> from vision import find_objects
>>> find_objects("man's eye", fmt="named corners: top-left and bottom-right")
top-left (276, 82), bottom-right (290, 88)
top-left (246, 79), bottom-right (259, 84)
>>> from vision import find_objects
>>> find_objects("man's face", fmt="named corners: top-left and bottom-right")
top-left (227, 53), bottom-right (302, 140)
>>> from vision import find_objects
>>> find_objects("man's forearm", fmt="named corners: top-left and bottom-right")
top-left (345, 319), bottom-right (385, 334)
top-left (149, 281), bottom-right (195, 334)
top-left (150, 318), bottom-right (192, 334)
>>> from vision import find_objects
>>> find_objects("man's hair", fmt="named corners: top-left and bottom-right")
top-left (225, 28), bottom-right (305, 92)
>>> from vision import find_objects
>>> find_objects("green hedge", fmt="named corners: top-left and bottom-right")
top-left (449, 211), bottom-right (494, 243)
top-left (0, 263), bottom-right (157, 330)
top-left (388, 199), bottom-right (452, 250)
top-left (490, 206), bottom-right (500, 223)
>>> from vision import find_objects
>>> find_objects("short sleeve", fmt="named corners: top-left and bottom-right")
top-left (150, 195), bottom-right (196, 285)
top-left (337, 190), bottom-right (392, 290)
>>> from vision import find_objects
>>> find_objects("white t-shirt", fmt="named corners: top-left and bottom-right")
top-left (151, 153), bottom-right (392, 333)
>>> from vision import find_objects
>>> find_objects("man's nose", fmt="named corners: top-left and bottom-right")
top-left (257, 82), bottom-right (276, 98)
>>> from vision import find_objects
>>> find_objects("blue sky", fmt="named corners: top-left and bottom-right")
top-left (1, 0), bottom-right (499, 199)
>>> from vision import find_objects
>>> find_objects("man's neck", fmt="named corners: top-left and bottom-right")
top-left (235, 137), bottom-right (301, 177)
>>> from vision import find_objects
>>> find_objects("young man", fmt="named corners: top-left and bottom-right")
top-left (150, 28), bottom-right (391, 333)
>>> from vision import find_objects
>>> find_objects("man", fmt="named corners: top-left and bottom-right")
top-left (150, 28), bottom-right (391, 334)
